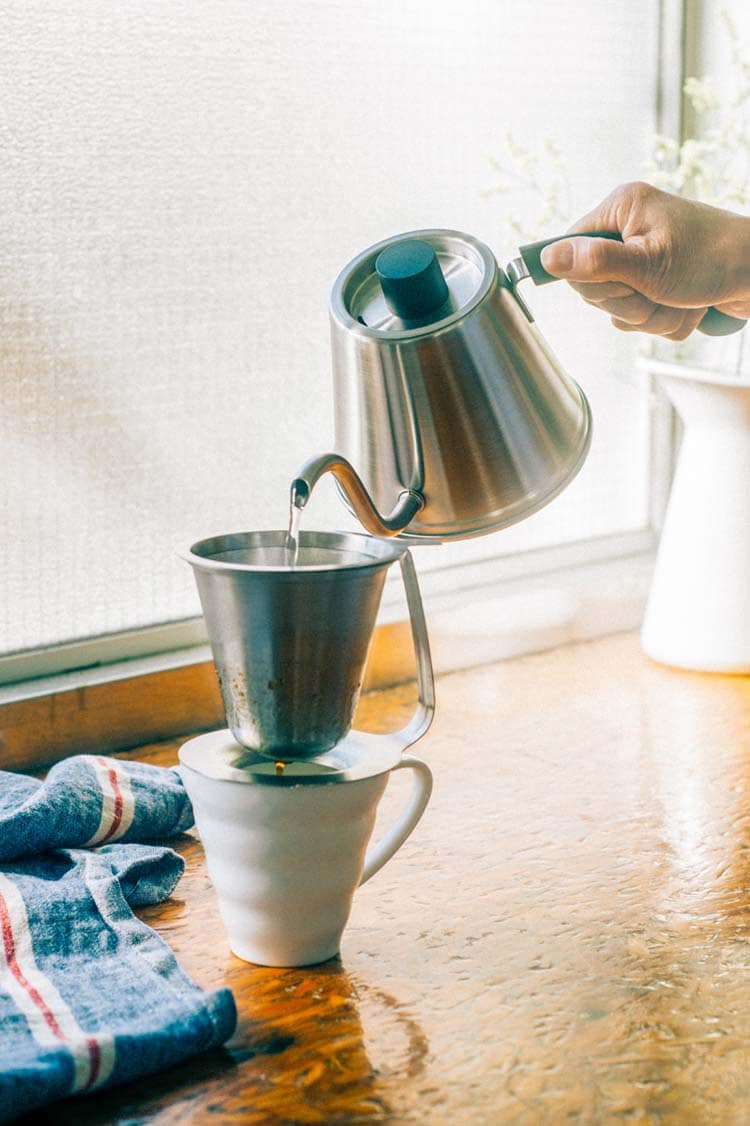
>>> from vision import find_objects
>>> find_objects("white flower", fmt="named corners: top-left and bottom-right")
top-left (646, 13), bottom-right (750, 212)
top-left (651, 134), bottom-right (681, 162)
top-left (683, 76), bottom-right (719, 115)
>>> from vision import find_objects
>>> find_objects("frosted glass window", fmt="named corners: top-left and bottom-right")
top-left (0, 0), bottom-right (658, 656)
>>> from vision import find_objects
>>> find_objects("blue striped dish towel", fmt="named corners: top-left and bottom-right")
top-left (0, 755), bottom-right (237, 1123)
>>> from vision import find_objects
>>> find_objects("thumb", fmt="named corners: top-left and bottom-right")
top-left (540, 235), bottom-right (646, 288)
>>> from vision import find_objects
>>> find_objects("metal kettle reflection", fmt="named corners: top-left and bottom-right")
top-left (292, 228), bottom-right (592, 541)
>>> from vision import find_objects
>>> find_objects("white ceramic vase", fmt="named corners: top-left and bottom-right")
top-left (641, 361), bottom-right (750, 672)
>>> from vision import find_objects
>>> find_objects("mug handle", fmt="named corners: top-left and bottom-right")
top-left (359, 755), bottom-right (433, 885)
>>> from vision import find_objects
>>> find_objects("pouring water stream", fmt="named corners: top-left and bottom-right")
top-left (285, 485), bottom-right (305, 567)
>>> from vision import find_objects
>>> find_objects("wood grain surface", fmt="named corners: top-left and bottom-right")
top-left (18, 632), bottom-right (750, 1124)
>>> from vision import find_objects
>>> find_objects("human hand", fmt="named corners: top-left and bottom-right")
top-left (539, 182), bottom-right (750, 339)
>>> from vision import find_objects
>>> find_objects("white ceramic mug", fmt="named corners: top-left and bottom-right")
top-left (179, 735), bottom-right (433, 968)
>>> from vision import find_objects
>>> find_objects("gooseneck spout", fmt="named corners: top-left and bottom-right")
top-left (291, 453), bottom-right (424, 538)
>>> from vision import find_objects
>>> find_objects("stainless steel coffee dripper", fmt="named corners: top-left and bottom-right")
top-left (184, 530), bottom-right (433, 763)
top-left (292, 228), bottom-right (745, 541)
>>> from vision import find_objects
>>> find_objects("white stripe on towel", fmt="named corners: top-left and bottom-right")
top-left (83, 756), bottom-right (136, 846)
top-left (0, 872), bottom-right (115, 1090)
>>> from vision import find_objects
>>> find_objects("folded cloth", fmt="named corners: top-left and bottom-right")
top-left (0, 756), bottom-right (237, 1123)
top-left (0, 754), bottom-right (194, 860)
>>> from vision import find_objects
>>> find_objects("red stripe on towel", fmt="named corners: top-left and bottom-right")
top-left (0, 889), bottom-right (65, 1040)
top-left (96, 757), bottom-right (124, 844)
top-left (84, 1036), bottom-right (101, 1088)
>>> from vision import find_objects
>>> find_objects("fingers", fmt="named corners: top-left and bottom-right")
top-left (540, 234), bottom-right (647, 288)
top-left (589, 292), bottom-right (656, 326)
top-left (714, 297), bottom-right (750, 320)
top-left (568, 277), bottom-right (708, 338)
top-left (610, 305), bottom-right (707, 339)
top-left (658, 307), bottom-right (707, 340)
top-left (568, 281), bottom-right (637, 302)
top-left (565, 182), bottom-right (656, 240)
top-left (543, 181), bottom-right (742, 318)
top-left (569, 281), bottom-right (660, 326)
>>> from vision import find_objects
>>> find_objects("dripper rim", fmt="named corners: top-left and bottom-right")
top-left (179, 728), bottom-right (405, 785)
top-left (182, 529), bottom-right (408, 574)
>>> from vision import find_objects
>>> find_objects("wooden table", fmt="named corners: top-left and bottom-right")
top-left (22, 633), bottom-right (750, 1124)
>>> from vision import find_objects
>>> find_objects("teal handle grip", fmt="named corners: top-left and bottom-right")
top-left (518, 231), bottom-right (746, 337)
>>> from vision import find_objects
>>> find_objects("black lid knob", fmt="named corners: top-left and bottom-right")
top-left (375, 239), bottom-right (450, 321)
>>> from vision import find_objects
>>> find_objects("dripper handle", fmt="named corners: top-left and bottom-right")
top-left (515, 231), bottom-right (746, 337)
top-left (351, 548), bottom-right (435, 753)
top-left (393, 549), bottom-right (435, 749)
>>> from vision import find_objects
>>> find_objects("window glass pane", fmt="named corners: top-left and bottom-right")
top-left (0, 0), bottom-right (658, 653)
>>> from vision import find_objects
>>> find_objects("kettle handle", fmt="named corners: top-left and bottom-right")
top-left (512, 231), bottom-right (746, 338)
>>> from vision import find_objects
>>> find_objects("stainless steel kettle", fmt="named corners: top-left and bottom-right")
top-left (292, 226), bottom-right (741, 541)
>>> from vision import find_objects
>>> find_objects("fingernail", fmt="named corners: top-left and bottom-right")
top-left (541, 241), bottom-right (573, 275)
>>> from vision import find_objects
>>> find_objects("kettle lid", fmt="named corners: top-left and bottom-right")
top-left (375, 239), bottom-right (450, 321)
top-left (334, 229), bottom-right (497, 335)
